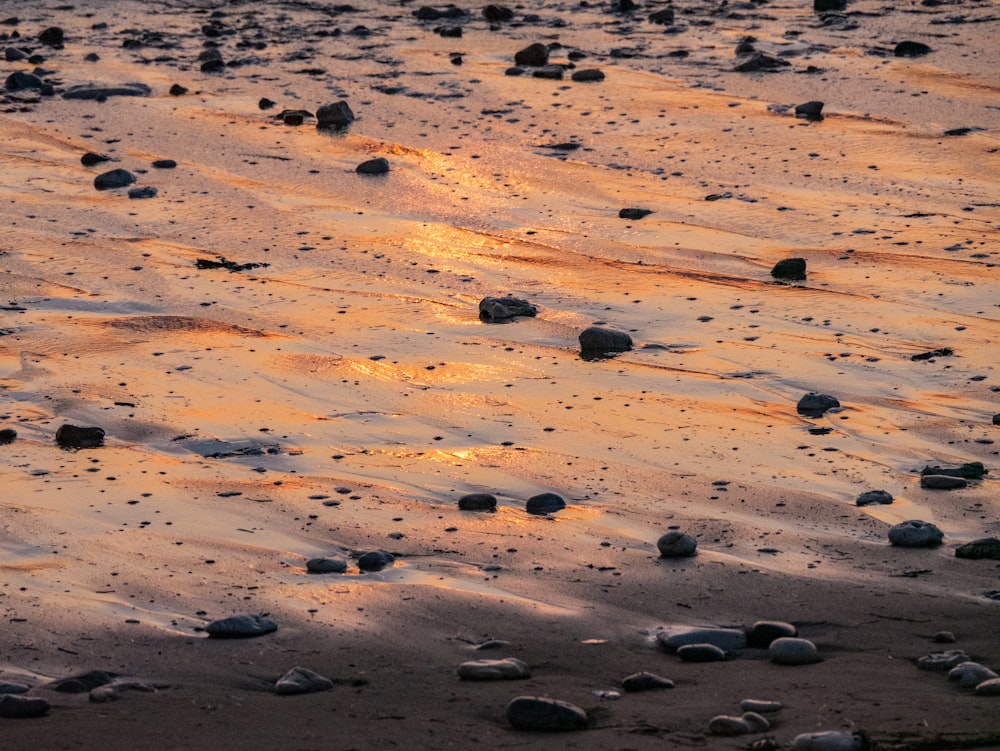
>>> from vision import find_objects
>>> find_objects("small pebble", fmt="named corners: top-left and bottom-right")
top-left (621, 672), bottom-right (674, 692)
top-left (678, 643), bottom-right (728, 662)
top-left (205, 614), bottom-right (277, 638)
top-left (656, 531), bottom-right (697, 558)
top-left (770, 637), bottom-right (820, 665)
top-left (790, 730), bottom-right (869, 751)
top-left (275, 667), bottom-right (334, 695)
top-left (457, 658), bottom-right (529, 680)
top-left (0, 695), bottom-right (50, 718)
top-left (708, 715), bottom-right (750, 736)
top-left (741, 698), bottom-right (782, 714)
top-left (747, 620), bottom-right (796, 647)
top-left (932, 631), bottom-right (956, 643)
top-left (506, 695), bottom-right (588, 731)
top-left (917, 649), bottom-right (968, 670)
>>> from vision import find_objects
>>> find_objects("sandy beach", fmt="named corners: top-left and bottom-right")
top-left (2, 0), bottom-right (999, 747)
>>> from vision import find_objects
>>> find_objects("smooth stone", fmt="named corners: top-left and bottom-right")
top-left (94, 169), bottom-right (137, 190)
top-left (89, 680), bottom-right (155, 703)
top-left (932, 631), bottom-right (956, 643)
top-left (169, 83), bottom-right (188, 96)
top-left (771, 257), bottom-right (807, 280)
top-left (917, 649), bottom-right (967, 670)
top-left (797, 392), bottom-right (840, 417)
top-left (532, 65), bottom-right (564, 80)
top-left (795, 101), bottom-right (824, 121)
top-left (357, 550), bottom-right (395, 571)
top-left (458, 493), bottom-right (497, 511)
top-left (948, 662), bottom-right (998, 687)
top-left (38, 26), bottom-right (64, 46)
top-left (656, 531), bottom-right (697, 558)
top-left (677, 643), bottom-right (727, 662)
top-left (770, 637), bottom-right (820, 665)
top-left (579, 326), bottom-right (633, 358)
top-left (741, 711), bottom-right (771, 732)
top-left (478, 296), bottom-right (537, 322)
top-left (814, 0), bottom-right (846, 10)
top-left (0, 695), bottom-right (50, 718)
top-left (747, 620), bottom-right (797, 647)
top-left (4, 71), bottom-right (43, 91)
top-left (790, 730), bottom-right (870, 751)
top-left (55, 423), bottom-right (106, 449)
top-left (974, 678), bottom-right (1000, 696)
top-left (62, 83), bottom-right (151, 100)
top-left (571, 69), bottom-right (604, 82)
top-left (618, 207), bottom-right (652, 220)
top-left (356, 157), bottom-right (389, 175)
top-left (856, 490), bottom-right (893, 507)
top-left (888, 520), bottom-right (944, 547)
top-left (483, 4), bottom-right (514, 22)
top-left (128, 186), bottom-right (157, 200)
top-left (657, 626), bottom-right (747, 652)
top-left (306, 556), bottom-right (348, 574)
top-left (955, 538), bottom-right (1000, 560)
top-left (894, 41), bottom-right (931, 57)
top-left (993, 413), bottom-right (1000, 425)
top-left (920, 474), bottom-right (967, 490)
top-left (316, 100), bottom-right (355, 129)
top-left (514, 43), bottom-right (548, 67)
top-left (649, 8), bottom-right (675, 23)
top-left (50, 670), bottom-right (116, 693)
top-left (741, 698), bottom-right (782, 714)
top-left (621, 672), bottom-right (674, 692)
top-left (275, 667), bottom-right (334, 695)
top-left (734, 52), bottom-right (791, 72)
top-left (506, 696), bottom-right (588, 731)
top-left (205, 614), bottom-right (278, 638)
top-left (920, 462), bottom-right (985, 479)
top-left (152, 159), bottom-right (177, 169)
top-left (708, 715), bottom-right (750, 736)
top-left (526, 492), bottom-right (565, 515)
top-left (457, 658), bottom-right (529, 680)
top-left (0, 683), bottom-right (29, 694)
top-left (0, 428), bottom-right (16, 445)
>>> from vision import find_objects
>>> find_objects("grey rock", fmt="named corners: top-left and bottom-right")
top-left (770, 637), bottom-right (820, 665)
top-left (678, 643), bottom-right (728, 662)
top-left (50, 670), bottom-right (117, 693)
top-left (205, 614), bottom-right (277, 638)
top-left (275, 667), bottom-right (334, 695)
top-left (932, 631), bottom-right (956, 643)
top-left (856, 490), bottom-right (893, 507)
top-left (579, 326), bottom-right (632, 358)
top-left (94, 169), bottom-right (137, 191)
top-left (917, 649), bottom-right (967, 671)
top-left (458, 493), bottom-right (497, 511)
top-left (532, 65), bottom-right (564, 80)
top-left (741, 698), bottom-right (782, 714)
top-left (0, 695), bottom-right (50, 718)
top-left (526, 492), bottom-right (565, 515)
top-left (478, 296), bottom-right (537, 322)
top-left (657, 625), bottom-right (747, 652)
top-left (128, 186), bottom-right (157, 200)
top-left (795, 101), bottom-right (824, 121)
top-left (0, 683), bottom-right (29, 695)
top-left (920, 462), bottom-right (986, 479)
top-left (5, 71), bottom-right (43, 91)
top-left (975, 678), bottom-right (1000, 696)
top-left (621, 672), bottom-right (674, 692)
top-left (948, 662), bottom-right (998, 688)
top-left (734, 52), bottom-right (791, 72)
top-left (306, 556), bottom-right (348, 574)
top-left (62, 83), bottom-right (151, 100)
top-left (618, 208), bottom-right (652, 220)
top-left (357, 550), bottom-right (395, 572)
top-left (790, 731), bottom-right (870, 751)
top-left (514, 43), bottom-right (548, 67)
top-left (356, 157), bottom-right (389, 175)
top-left (457, 657), bottom-right (529, 680)
top-left (656, 531), bottom-right (697, 558)
top-left (316, 101), bottom-right (355, 130)
top-left (742, 711), bottom-right (771, 732)
top-left (920, 474), bottom-right (967, 490)
top-left (772, 257), bottom-right (807, 280)
top-left (709, 715), bottom-right (750, 736)
top-left (747, 620), bottom-right (797, 647)
top-left (56, 424), bottom-right (107, 449)
top-left (955, 538), bottom-right (1000, 560)
top-left (571, 69), bottom-right (604, 82)
top-left (506, 695), bottom-right (588, 731)
top-left (888, 520), bottom-right (943, 547)
top-left (797, 392), bottom-right (840, 417)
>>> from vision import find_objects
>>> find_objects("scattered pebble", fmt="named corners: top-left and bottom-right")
top-left (571, 69), bottom-right (604, 82)
top-left (741, 698), bottom-right (782, 714)
top-left (618, 208), bottom-right (652, 220)
top-left (894, 41), bottom-right (931, 57)
top-left (888, 520), bottom-right (943, 547)
top-left (275, 667), bottom-right (334, 695)
top-left (356, 157), bottom-right (389, 175)
top-left (478, 296), bottom-right (537, 322)
top-left (50, 670), bottom-right (116, 693)
top-left (621, 671), bottom-right (674, 692)
top-left (357, 550), bottom-right (395, 571)
top-left (770, 637), bottom-right (820, 665)
top-left (525, 492), bottom-right (565, 515)
top-left (797, 392), bottom-right (840, 417)
top-left (709, 714), bottom-right (752, 736)
top-left (81, 152), bottom-right (111, 166)
top-left (458, 493), bottom-right (498, 511)
top-left (0, 695), bottom-right (50, 718)
top-left (205, 614), bottom-right (278, 638)
top-left (506, 695), bottom-right (588, 731)
top-left (457, 657), bottom-right (529, 680)
top-left (795, 101), bottom-right (824, 121)
top-left (656, 531), bottom-right (697, 558)
top-left (316, 100), bottom-right (355, 130)
top-left (790, 730), bottom-right (870, 751)
top-left (94, 169), bottom-right (137, 191)
top-left (306, 556), bottom-right (348, 574)
top-left (747, 620), bottom-right (797, 647)
top-left (856, 490), bottom-right (893, 507)
top-left (932, 631), bottom-right (956, 643)
top-left (974, 678), bottom-right (1000, 696)
top-left (128, 186), bottom-right (157, 199)
top-left (514, 43), bottom-right (548, 67)
top-left (917, 649), bottom-right (968, 671)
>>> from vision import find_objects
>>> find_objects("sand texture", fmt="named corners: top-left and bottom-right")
top-left (1, 0), bottom-right (999, 747)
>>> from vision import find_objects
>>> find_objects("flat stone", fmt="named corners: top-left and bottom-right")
top-left (657, 626), bottom-right (747, 652)
top-left (895, 41), bottom-right (931, 57)
top-left (506, 695), bottom-right (588, 731)
top-left (5, 71), bottom-right (43, 91)
top-left (275, 667), bottom-right (334, 695)
top-left (797, 392), bottom-right (840, 417)
top-left (618, 208), bottom-right (652, 220)
top-left (920, 474), bottom-right (968, 490)
top-left (205, 614), bottom-right (278, 638)
top-left (525, 492), bottom-right (565, 515)
top-left (933, 631), bottom-right (956, 643)
top-left (306, 556), bottom-right (348, 574)
top-left (55, 424), bottom-right (105, 449)
top-left (920, 462), bottom-right (986, 479)
top-left (621, 672), bottom-right (674, 692)
top-left (128, 186), bottom-right (157, 200)
top-left (356, 157), bottom-right (389, 175)
top-left (62, 83), bottom-right (151, 99)
top-left (741, 711), bottom-right (771, 732)
top-left (458, 493), bottom-right (497, 511)
top-left (532, 65), bottom-right (564, 80)
top-left (0, 695), bottom-right (50, 718)
top-left (457, 658), bottom-right (529, 680)
top-left (741, 698), bottom-right (782, 714)
top-left (856, 490), bottom-right (893, 507)
top-left (656, 531), bottom-right (697, 558)
top-left (678, 643), bottom-right (728, 662)
top-left (790, 731), bottom-right (868, 751)
top-left (50, 670), bottom-right (116, 693)
top-left (747, 620), bottom-right (797, 647)
top-left (0, 683), bottom-right (29, 695)
top-left (948, 662), bottom-right (998, 688)
top-left (708, 715), bottom-right (750, 736)
top-left (571, 69), bottom-right (604, 82)
top-left (89, 680), bottom-right (155, 703)
top-left (770, 637), bottom-right (820, 665)
top-left (917, 649), bottom-right (967, 670)
top-left (955, 538), bottom-right (1000, 560)
top-left (795, 101), bottom-right (824, 121)
top-left (888, 520), bottom-right (943, 547)
top-left (975, 678), bottom-right (1000, 696)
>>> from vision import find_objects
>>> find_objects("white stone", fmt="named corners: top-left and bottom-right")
top-left (275, 666), bottom-right (334, 695)
top-left (948, 662), bottom-right (998, 687)
top-left (770, 637), bottom-right (820, 665)
top-left (975, 678), bottom-right (1000, 696)
top-left (789, 730), bottom-right (867, 751)
top-left (457, 657), bottom-right (530, 680)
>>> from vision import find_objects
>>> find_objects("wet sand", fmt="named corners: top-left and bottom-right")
top-left (1, 0), bottom-right (999, 747)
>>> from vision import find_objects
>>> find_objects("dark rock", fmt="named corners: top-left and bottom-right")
top-left (515, 43), bottom-right (548, 67)
top-left (796, 392), bottom-right (840, 417)
top-left (621, 672), bottom-right (674, 692)
top-left (357, 550), bottom-right (395, 572)
top-left (612, 0), bottom-right (636, 11)
top-left (506, 696), bottom-right (588, 731)
top-left (94, 169), bottom-right (137, 190)
top-left (483, 4), bottom-right (514, 22)
top-left (656, 531), bottom-right (697, 558)
top-left (911, 347), bottom-right (953, 361)
top-left (437, 26), bottom-right (462, 38)
top-left (734, 53), bottom-right (790, 72)
top-left (894, 41), bottom-right (931, 58)
top-left (283, 112), bottom-right (304, 126)
top-left (356, 157), bottom-right (389, 175)
top-left (4, 47), bottom-right (28, 62)
top-left (747, 620), bottom-right (797, 648)
top-left (856, 490), bottom-right (894, 507)
top-left (414, 6), bottom-right (467, 21)
top-left (81, 152), bottom-right (111, 167)
top-left (795, 101), bottom-right (824, 121)
top-left (62, 83), bottom-right (151, 100)
top-left (0, 428), bottom-right (17, 445)
top-left (258, 97), bottom-right (276, 110)
top-left (888, 520), bottom-right (944, 548)
top-left (678, 643), bottom-right (728, 662)
top-left (920, 462), bottom-right (986, 479)
top-left (532, 65), bottom-right (564, 80)
top-left (994, 413), bottom-right (1000, 426)
top-left (955, 538), bottom-right (1000, 561)
top-left (504, 66), bottom-right (525, 77)
top-left (50, 670), bottom-right (116, 693)
top-left (317, 100), bottom-right (355, 129)
top-left (771, 257), bottom-right (806, 280)
top-left (306, 556), bottom-right (348, 574)
top-left (458, 493), bottom-right (498, 511)
top-left (526, 492), bottom-right (566, 515)
top-left (920, 475), bottom-right (967, 490)
top-left (201, 58), bottom-right (226, 74)
top-left (0, 695), bottom-right (50, 718)
top-left (619, 208), bottom-right (652, 220)
top-left (0, 683), bottom-right (29, 694)
top-left (55, 424), bottom-right (105, 449)
top-left (169, 83), bottom-right (188, 96)
top-left (932, 631), bottom-right (957, 643)
top-left (128, 186), bottom-right (157, 199)
top-left (814, 0), bottom-right (846, 10)
top-left (38, 26), bottom-right (64, 47)
top-left (479, 296), bottom-right (537, 322)
top-left (152, 159), bottom-right (177, 169)
top-left (571, 68), bottom-right (604, 82)
top-left (579, 326), bottom-right (633, 358)
top-left (275, 667), bottom-right (334, 695)
top-left (735, 36), bottom-right (757, 55)
top-left (770, 637), bottom-right (820, 665)
top-left (649, 8), bottom-right (675, 24)
top-left (4, 71), bottom-right (43, 91)
top-left (205, 614), bottom-right (278, 638)
top-left (457, 657), bottom-right (529, 680)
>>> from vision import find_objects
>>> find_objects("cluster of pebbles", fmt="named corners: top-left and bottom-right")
top-left (917, 634), bottom-right (1000, 697)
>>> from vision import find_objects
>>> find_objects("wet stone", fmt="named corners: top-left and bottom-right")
top-left (506, 695), bottom-right (588, 731)
top-left (514, 43), bottom-right (548, 66)
top-left (532, 65), bottom-right (564, 80)
top-left (790, 731), bottom-right (870, 751)
top-left (795, 101), bottom-right (824, 121)
top-left (357, 550), bottom-right (395, 571)
top-left (458, 493), bottom-right (497, 511)
top-left (948, 662), bottom-right (998, 687)
top-left (526, 492), bottom-right (565, 515)
top-left (678, 643), bottom-right (728, 662)
top-left (993, 413), bottom-right (1000, 426)
top-left (888, 520), bottom-right (943, 547)
top-left (478, 296), bottom-right (537, 322)
top-left (0, 428), bottom-right (16, 445)
top-left (771, 257), bottom-right (807, 280)
top-left (920, 474), bottom-right (967, 490)
top-left (955, 538), bottom-right (1000, 561)
top-left (55, 424), bottom-right (105, 449)
top-left (275, 667), bottom-right (334, 695)
top-left (709, 715), bottom-right (751, 736)
top-left (621, 671), bottom-right (674, 692)
top-left (306, 556), bottom-right (348, 574)
top-left (895, 41), bottom-right (931, 57)
top-left (921, 462), bottom-right (986, 480)
top-left (797, 392), bottom-right (840, 417)
top-left (152, 159), bottom-right (177, 169)
top-left (571, 69), bottom-right (604, 82)
top-left (457, 657), bottom-right (529, 680)
top-left (770, 637), bottom-right (820, 665)
top-left (62, 83), bottom-right (151, 100)
top-left (0, 695), bottom-right (50, 718)
top-left (0, 683), bottom-right (29, 694)
top-left (656, 531), bottom-right (697, 558)
top-left (856, 490), bottom-right (893, 506)
top-left (657, 626), bottom-right (747, 652)
top-left (356, 157), bottom-right (389, 175)
top-left (579, 326), bottom-right (633, 359)
top-left (917, 649), bottom-right (967, 670)
top-left (747, 620), bottom-right (797, 647)
top-left (128, 186), bottom-right (157, 200)
top-left (205, 614), bottom-right (277, 638)
top-left (94, 169), bottom-right (137, 191)
top-left (5, 71), bottom-right (43, 91)
top-left (619, 208), bottom-right (652, 220)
